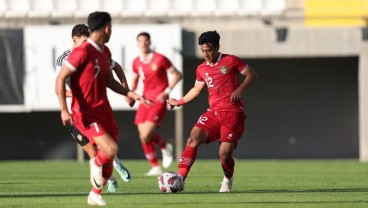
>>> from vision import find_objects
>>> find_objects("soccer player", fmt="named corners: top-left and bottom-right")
top-left (166, 30), bottom-right (258, 192)
top-left (131, 32), bottom-right (183, 176)
top-left (55, 24), bottom-right (134, 193)
top-left (55, 12), bottom-right (152, 206)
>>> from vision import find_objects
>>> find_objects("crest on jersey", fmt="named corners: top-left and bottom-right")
top-left (151, 63), bottom-right (157, 71)
top-left (220, 66), bottom-right (228, 74)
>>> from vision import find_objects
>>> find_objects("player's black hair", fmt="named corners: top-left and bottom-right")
top-left (88, 11), bottom-right (111, 32)
top-left (137, 32), bottom-right (151, 40)
top-left (198, 30), bottom-right (220, 47)
top-left (71, 24), bottom-right (89, 38)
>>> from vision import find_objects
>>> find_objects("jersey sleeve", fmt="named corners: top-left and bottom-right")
top-left (65, 47), bottom-right (87, 71)
top-left (233, 55), bottom-right (248, 73)
top-left (161, 55), bottom-right (173, 71)
top-left (195, 66), bottom-right (205, 82)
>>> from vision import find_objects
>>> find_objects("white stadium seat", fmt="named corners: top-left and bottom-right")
top-left (237, 0), bottom-right (262, 16)
top-left (145, 0), bottom-right (170, 17)
top-left (100, 0), bottom-right (124, 18)
top-left (28, 0), bottom-right (53, 18)
top-left (0, 0), bottom-right (6, 18)
top-left (260, 0), bottom-right (285, 16)
top-left (190, 0), bottom-right (216, 17)
top-left (167, 0), bottom-right (193, 17)
top-left (214, 0), bottom-right (240, 17)
top-left (74, 0), bottom-right (100, 18)
top-left (4, 0), bottom-right (30, 18)
top-left (121, 0), bottom-right (147, 17)
top-left (52, 0), bottom-right (77, 18)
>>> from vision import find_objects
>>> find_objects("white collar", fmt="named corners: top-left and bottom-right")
top-left (139, 52), bottom-right (153, 64)
top-left (206, 53), bottom-right (222, 66)
top-left (87, 38), bottom-right (103, 52)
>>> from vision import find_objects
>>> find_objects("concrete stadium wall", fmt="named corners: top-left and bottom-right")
top-left (0, 56), bottom-right (359, 160)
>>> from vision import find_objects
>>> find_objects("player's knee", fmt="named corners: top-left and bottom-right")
top-left (105, 144), bottom-right (118, 159)
top-left (186, 136), bottom-right (201, 147)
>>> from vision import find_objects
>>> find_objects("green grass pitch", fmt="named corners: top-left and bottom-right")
top-left (0, 159), bottom-right (368, 207)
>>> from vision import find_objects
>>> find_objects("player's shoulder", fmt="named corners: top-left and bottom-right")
top-left (222, 53), bottom-right (239, 60)
top-left (56, 49), bottom-right (71, 67)
top-left (152, 52), bottom-right (168, 60)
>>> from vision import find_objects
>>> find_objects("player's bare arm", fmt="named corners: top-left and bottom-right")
top-left (55, 65), bottom-right (74, 126)
top-left (157, 67), bottom-right (184, 103)
top-left (231, 65), bottom-right (258, 104)
top-left (130, 74), bottom-right (139, 92)
top-left (112, 61), bottom-right (135, 107)
top-left (106, 70), bottom-right (153, 106)
top-left (167, 81), bottom-right (205, 108)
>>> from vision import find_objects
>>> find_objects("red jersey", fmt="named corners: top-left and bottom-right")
top-left (132, 52), bottom-right (172, 101)
top-left (65, 38), bottom-right (114, 117)
top-left (196, 53), bottom-right (247, 112)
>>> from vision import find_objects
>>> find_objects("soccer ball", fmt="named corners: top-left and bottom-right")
top-left (158, 171), bottom-right (183, 193)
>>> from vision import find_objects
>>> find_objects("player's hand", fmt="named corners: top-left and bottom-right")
top-left (166, 98), bottom-right (178, 109)
top-left (124, 96), bottom-right (136, 107)
top-left (136, 97), bottom-right (154, 106)
top-left (230, 89), bottom-right (243, 104)
top-left (156, 92), bottom-right (169, 103)
top-left (61, 110), bottom-right (73, 126)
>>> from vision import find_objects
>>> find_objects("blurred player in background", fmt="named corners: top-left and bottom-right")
top-left (55, 12), bottom-right (152, 206)
top-left (167, 30), bottom-right (258, 192)
top-left (55, 24), bottom-right (133, 194)
top-left (130, 32), bottom-right (183, 176)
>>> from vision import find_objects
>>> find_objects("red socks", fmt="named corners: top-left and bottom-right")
top-left (221, 158), bottom-right (235, 179)
top-left (151, 133), bottom-right (167, 149)
top-left (178, 145), bottom-right (197, 178)
top-left (142, 142), bottom-right (159, 167)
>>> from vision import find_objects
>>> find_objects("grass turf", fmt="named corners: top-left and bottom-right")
top-left (0, 159), bottom-right (367, 207)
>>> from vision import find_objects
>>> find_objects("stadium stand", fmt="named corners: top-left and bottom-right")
top-left (28, 0), bottom-right (53, 18)
top-left (4, 0), bottom-right (30, 18)
top-left (305, 0), bottom-right (368, 26)
top-left (74, 0), bottom-right (100, 18)
top-left (167, 0), bottom-right (193, 17)
top-left (145, 0), bottom-right (170, 17)
top-left (0, 0), bottom-right (6, 18)
top-left (121, 0), bottom-right (147, 17)
top-left (237, 0), bottom-right (262, 16)
top-left (190, 0), bottom-right (216, 17)
top-left (214, 0), bottom-right (239, 17)
top-left (51, 0), bottom-right (77, 18)
top-left (0, 0), bottom-right (289, 23)
top-left (261, 0), bottom-right (285, 16)
top-left (101, 0), bottom-right (124, 18)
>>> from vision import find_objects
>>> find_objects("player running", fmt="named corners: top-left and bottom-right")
top-left (131, 32), bottom-right (183, 176)
top-left (167, 30), bottom-right (258, 192)
top-left (55, 24), bottom-right (133, 193)
top-left (55, 12), bottom-right (152, 206)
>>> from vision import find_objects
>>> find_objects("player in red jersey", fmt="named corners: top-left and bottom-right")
top-left (167, 30), bottom-right (258, 192)
top-left (131, 32), bottom-right (183, 176)
top-left (55, 24), bottom-right (134, 193)
top-left (55, 12), bottom-right (152, 206)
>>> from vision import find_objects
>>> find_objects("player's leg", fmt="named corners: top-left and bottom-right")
top-left (90, 132), bottom-right (118, 189)
top-left (177, 126), bottom-right (209, 183)
top-left (138, 122), bottom-right (163, 176)
top-left (147, 104), bottom-right (173, 168)
top-left (69, 125), bottom-right (119, 193)
top-left (218, 111), bottom-right (245, 193)
top-left (219, 142), bottom-right (235, 193)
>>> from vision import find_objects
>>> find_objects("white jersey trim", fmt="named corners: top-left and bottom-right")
top-left (87, 38), bottom-right (103, 52)
top-left (65, 61), bottom-right (77, 72)
top-left (240, 65), bottom-right (249, 74)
